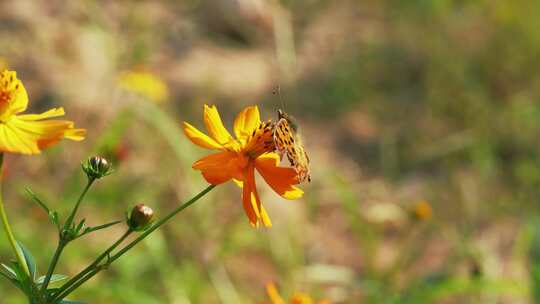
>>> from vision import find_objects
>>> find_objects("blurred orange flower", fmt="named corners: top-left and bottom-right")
top-left (264, 283), bottom-right (331, 304)
top-left (0, 70), bottom-right (85, 154)
top-left (183, 104), bottom-right (303, 227)
top-left (411, 200), bottom-right (433, 221)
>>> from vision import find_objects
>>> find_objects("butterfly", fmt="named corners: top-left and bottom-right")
top-left (272, 109), bottom-right (311, 183)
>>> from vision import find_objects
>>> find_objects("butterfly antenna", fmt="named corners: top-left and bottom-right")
top-left (273, 85), bottom-right (286, 111)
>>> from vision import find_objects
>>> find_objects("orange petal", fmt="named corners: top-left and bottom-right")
top-left (247, 162), bottom-right (272, 227)
top-left (193, 151), bottom-right (242, 184)
top-left (233, 106), bottom-right (260, 140)
top-left (255, 153), bottom-right (304, 200)
top-left (204, 104), bottom-right (233, 144)
top-left (183, 121), bottom-right (224, 150)
top-left (242, 165), bottom-right (259, 227)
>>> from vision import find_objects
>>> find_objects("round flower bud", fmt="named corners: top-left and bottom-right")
top-left (82, 156), bottom-right (112, 180)
top-left (128, 204), bottom-right (154, 231)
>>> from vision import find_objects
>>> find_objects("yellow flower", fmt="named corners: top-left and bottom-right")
top-left (264, 283), bottom-right (331, 304)
top-left (183, 105), bottom-right (303, 227)
top-left (118, 70), bottom-right (169, 103)
top-left (0, 70), bottom-right (85, 155)
top-left (411, 200), bottom-right (433, 221)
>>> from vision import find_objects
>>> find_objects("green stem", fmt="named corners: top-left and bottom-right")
top-left (0, 153), bottom-right (30, 277)
top-left (63, 179), bottom-right (95, 231)
top-left (53, 184), bottom-right (216, 302)
top-left (40, 178), bottom-right (95, 294)
top-left (39, 239), bottom-right (66, 293)
top-left (52, 229), bottom-right (132, 301)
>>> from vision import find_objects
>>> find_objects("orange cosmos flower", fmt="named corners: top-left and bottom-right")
top-left (264, 283), bottom-right (331, 304)
top-left (183, 104), bottom-right (303, 227)
top-left (0, 70), bottom-right (85, 154)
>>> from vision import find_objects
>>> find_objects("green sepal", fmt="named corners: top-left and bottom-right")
top-left (74, 218), bottom-right (86, 234)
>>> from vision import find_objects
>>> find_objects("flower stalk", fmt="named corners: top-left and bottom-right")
top-left (40, 177), bottom-right (96, 294)
top-left (0, 153), bottom-right (30, 277)
top-left (52, 184), bottom-right (216, 302)
top-left (52, 229), bottom-right (133, 302)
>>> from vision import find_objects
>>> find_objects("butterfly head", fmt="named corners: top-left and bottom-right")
top-left (277, 109), bottom-right (298, 132)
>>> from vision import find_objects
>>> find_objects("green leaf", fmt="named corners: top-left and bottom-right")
top-left (36, 274), bottom-right (69, 285)
top-left (0, 267), bottom-right (22, 290)
top-left (75, 218), bottom-right (86, 234)
top-left (1, 263), bottom-right (17, 279)
top-left (59, 300), bottom-right (87, 304)
top-left (25, 188), bottom-right (50, 213)
top-left (16, 241), bottom-right (37, 280)
top-left (10, 261), bottom-right (31, 295)
top-left (25, 188), bottom-right (61, 229)
top-left (79, 220), bottom-right (123, 238)
top-left (51, 211), bottom-right (60, 228)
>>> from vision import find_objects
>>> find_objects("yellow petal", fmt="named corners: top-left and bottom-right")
top-left (4, 115), bottom-right (86, 154)
top-left (16, 107), bottom-right (65, 121)
top-left (266, 283), bottom-right (286, 304)
top-left (183, 121), bottom-right (224, 150)
top-left (0, 123), bottom-right (39, 154)
top-left (203, 104), bottom-right (233, 144)
top-left (233, 105), bottom-right (260, 140)
top-left (259, 203), bottom-right (272, 227)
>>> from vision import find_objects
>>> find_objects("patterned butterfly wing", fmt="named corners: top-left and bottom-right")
top-left (273, 110), bottom-right (311, 183)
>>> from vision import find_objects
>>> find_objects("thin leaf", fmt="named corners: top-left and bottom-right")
top-left (75, 218), bottom-right (86, 234)
top-left (80, 220), bottom-right (123, 237)
top-left (25, 188), bottom-right (62, 230)
top-left (16, 241), bottom-right (37, 280)
top-left (25, 188), bottom-right (50, 213)
top-left (10, 261), bottom-right (31, 295)
top-left (0, 269), bottom-right (22, 290)
top-left (1, 263), bottom-right (17, 279)
top-left (51, 211), bottom-right (60, 229)
top-left (36, 274), bottom-right (69, 285)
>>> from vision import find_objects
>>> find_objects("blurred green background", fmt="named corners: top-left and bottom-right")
top-left (1, 0), bottom-right (539, 303)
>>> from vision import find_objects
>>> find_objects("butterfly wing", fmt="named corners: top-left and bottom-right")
top-left (273, 116), bottom-right (311, 183)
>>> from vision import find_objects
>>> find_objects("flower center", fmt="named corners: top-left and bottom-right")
top-left (0, 71), bottom-right (21, 123)
top-left (0, 89), bottom-right (10, 106)
top-left (244, 120), bottom-right (276, 159)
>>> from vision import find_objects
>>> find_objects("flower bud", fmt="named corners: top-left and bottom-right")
top-left (127, 204), bottom-right (154, 231)
top-left (82, 156), bottom-right (112, 180)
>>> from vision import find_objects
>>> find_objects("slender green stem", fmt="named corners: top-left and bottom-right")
top-left (40, 178), bottom-right (95, 294)
top-left (52, 229), bottom-right (132, 301)
top-left (63, 179), bottom-right (94, 231)
top-left (54, 267), bottom-right (100, 303)
top-left (53, 184), bottom-right (216, 302)
top-left (39, 239), bottom-right (66, 293)
top-left (0, 153), bottom-right (30, 277)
